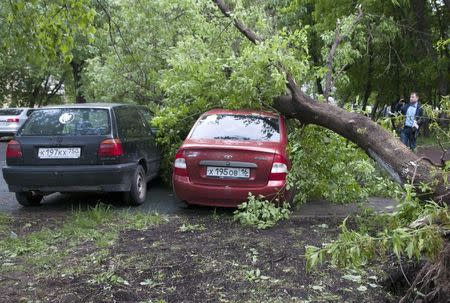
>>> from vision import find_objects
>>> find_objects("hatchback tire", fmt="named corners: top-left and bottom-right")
top-left (16, 192), bottom-right (43, 207)
top-left (123, 165), bottom-right (147, 206)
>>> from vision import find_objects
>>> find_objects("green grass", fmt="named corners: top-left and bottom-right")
top-left (0, 213), bottom-right (12, 233)
top-left (0, 204), bottom-right (168, 276)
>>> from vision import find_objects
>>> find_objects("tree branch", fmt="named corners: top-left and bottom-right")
top-left (96, 0), bottom-right (149, 89)
top-left (324, 6), bottom-right (363, 101)
top-left (213, 0), bottom-right (262, 44)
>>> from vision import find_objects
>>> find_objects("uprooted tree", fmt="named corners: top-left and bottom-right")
top-left (213, 0), bottom-right (448, 203)
top-left (213, 0), bottom-right (449, 301)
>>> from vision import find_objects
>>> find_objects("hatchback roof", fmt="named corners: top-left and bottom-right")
top-left (38, 103), bottom-right (139, 109)
top-left (0, 107), bottom-right (32, 110)
top-left (203, 108), bottom-right (279, 118)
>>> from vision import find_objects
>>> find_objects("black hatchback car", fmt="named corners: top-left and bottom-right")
top-left (2, 103), bottom-right (160, 206)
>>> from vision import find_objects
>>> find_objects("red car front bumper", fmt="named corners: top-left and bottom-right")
top-left (173, 175), bottom-right (290, 207)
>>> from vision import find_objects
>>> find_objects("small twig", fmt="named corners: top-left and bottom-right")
top-left (435, 191), bottom-right (450, 203)
top-left (398, 259), bottom-right (411, 287)
top-left (270, 255), bottom-right (286, 263)
top-left (437, 139), bottom-right (448, 167)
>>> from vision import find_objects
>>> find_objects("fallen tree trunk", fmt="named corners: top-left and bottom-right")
top-left (273, 94), bottom-right (448, 202)
top-left (213, 0), bottom-right (449, 203)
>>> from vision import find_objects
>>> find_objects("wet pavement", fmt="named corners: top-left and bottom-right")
top-left (0, 141), bottom-right (397, 217)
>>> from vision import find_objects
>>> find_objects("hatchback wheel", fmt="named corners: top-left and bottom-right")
top-left (15, 192), bottom-right (43, 207)
top-left (124, 165), bottom-right (147, 206)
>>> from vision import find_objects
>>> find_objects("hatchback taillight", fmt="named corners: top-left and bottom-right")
top-left (269, 154), bottom-right (289, 181)
top-left (98, 139), bottom-right (123, 157)
top-left (6, 140), bottom-right (22, 159)
top-left (7, 118), bottom-right (19, 123)
top-left (174, 149), bottom-right (188, 177)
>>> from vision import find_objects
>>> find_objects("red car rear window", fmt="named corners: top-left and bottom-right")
top-left (190, 114), bottom-right (280, 142)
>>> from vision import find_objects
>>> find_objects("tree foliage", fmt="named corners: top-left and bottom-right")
top-left (287, 125), bottom-right (399, 204)
top-left (306, 184), bottom-right (449, 270)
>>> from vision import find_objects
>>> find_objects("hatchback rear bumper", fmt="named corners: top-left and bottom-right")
top-left (173, 175), bottom-right (289, 207)
top-left (2, 163), bottom-right (137, 193)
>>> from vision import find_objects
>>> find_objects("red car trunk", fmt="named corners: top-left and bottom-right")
top-left (183, 139), bottom-right (278, 187)
top-left (173, 109), bottom-right (290, 207)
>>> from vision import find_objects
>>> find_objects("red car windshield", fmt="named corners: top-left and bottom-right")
top-left (190, 114), bottom-right (280, 142)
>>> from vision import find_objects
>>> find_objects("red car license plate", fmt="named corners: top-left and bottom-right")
top-left (206, 166), bottom-right (250, 179)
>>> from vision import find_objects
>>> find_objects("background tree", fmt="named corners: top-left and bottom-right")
top-left (0, 0), bottom-right (96, 105)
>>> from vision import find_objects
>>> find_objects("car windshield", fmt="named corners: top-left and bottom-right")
top-left (19, 108), bottom-right (111, 136)
top-left (190, 114), bottom-right (280, 142)
top-left (0, 109), bottom-right (23, 116)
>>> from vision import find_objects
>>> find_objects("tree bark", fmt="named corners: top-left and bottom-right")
top-left (70, 59), bottom-right (86, 104)
top-left (27, 81), bottom-right (43, 108)
top-left (213, 0), bottom-right (449, 203)
top-left (370, 95), bottom-right (380, 120)
top-left (361, 38), bottom-right (373, 112)
top-left (443, 0), bottom-right (450, 10)
top-left (435, 0), bottom-right (450, 97)
top-left (311, 48), bottom-right (324, 95)
top-left (411, 0), bottom-right (434, 55)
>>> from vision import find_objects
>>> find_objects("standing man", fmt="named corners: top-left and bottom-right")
top-left (400, 92), bottom-right (423, 151)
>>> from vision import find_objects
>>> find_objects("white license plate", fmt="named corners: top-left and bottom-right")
top-left (38, 148), bottom-right (81, 159)
top-left (206, 166), bottom-right (250, 179)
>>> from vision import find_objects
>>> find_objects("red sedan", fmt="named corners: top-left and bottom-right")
top-left (172, 109), bottom-right (291, 207)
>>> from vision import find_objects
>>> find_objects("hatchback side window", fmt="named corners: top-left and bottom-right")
top-left (115, 107), bottom-right (147, 139)
top-left (139, 108), bottom-right (152, 124)
top-left (137, 108), bottom-right (155, 135)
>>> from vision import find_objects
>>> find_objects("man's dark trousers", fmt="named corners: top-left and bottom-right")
top-left (400, 126), bottom-right (417, 150)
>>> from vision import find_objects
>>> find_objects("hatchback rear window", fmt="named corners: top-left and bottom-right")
top-left (190, 114), bottom-right (280, 142)
top-left (0, 109), bottom-right (23, 115)
top-left (19, 108), bottom-right (111, 136)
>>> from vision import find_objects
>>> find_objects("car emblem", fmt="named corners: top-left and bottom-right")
top-left (56, 137), bottom-right (63, 143)
top-left (224, 155), bottom-right (233, 159)
top-left (186, 151), bottom-right (199, 158)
